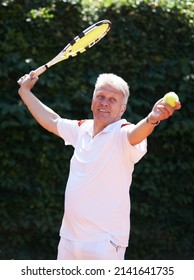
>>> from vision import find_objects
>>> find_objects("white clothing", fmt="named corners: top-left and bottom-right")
top-left (57, 119), bottom-right (147, 247)
top-left (57, 237), bottom-right (126, 260)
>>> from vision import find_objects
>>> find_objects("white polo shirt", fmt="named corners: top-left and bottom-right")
top-left (57, 118), bottom-right (147, 247)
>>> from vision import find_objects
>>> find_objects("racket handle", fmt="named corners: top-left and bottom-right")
top-left (34, 64), bottom-right (48, 76)
top-left (17, 64), bottom-right (48, 85)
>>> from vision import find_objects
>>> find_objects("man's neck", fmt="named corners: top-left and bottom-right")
top-left (92, 121), bottom-right (106, 138)
top-left (92, 118), bottom-right (122, 138)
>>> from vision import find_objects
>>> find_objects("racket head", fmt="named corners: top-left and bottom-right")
top-left (47, 20), bottom-right (111, 67)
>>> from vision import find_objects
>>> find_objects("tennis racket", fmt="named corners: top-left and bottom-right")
top-left (17, 20), bottom-right (111, 84)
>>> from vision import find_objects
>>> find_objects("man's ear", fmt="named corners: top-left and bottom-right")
top-left (91, 98), bottom-right (94, 112)
top-left (120, 104), bottom-right (126, 116)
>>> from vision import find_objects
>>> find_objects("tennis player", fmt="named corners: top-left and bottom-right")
top-left (18, 71), bottom-right (181, 260)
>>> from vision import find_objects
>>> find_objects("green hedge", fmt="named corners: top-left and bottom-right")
top-left (0, 0), bottom-right (193, 259)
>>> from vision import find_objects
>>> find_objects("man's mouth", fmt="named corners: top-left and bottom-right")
top-left (98, 109), bottom-right (109, 113)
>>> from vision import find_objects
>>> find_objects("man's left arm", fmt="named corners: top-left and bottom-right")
top-left (127, 98), bottom-right (181, 146)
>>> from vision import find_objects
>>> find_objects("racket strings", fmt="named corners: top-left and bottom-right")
top-left (67, 23), bottom-right (110, 56)
top-left (47, 20), bottom-right (111, 66)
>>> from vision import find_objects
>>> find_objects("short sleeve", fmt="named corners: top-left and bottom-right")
top-left (57, 118), bottom-right (80, 147)
top-left (121, 124), bottom-right (147, 164)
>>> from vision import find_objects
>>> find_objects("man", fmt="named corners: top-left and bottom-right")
top-left (18, 71), bottom-right (181, 260)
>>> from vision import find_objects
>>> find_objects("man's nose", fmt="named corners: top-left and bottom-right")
top-left (101, 98), bottom-right (109, 106)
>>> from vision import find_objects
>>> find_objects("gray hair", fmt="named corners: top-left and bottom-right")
top-left (93, 73), bottom-right (130, 104)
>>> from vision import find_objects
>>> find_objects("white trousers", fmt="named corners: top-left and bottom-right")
top-left (57, 237), bottom-right (126, 260)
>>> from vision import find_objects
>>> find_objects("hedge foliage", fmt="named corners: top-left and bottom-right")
top-left (0, 0), bottom-right (193, 260)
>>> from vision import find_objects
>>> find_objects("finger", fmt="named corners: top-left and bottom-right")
top-left (156, 105), bottom-right (173, 119)
top-left (29, 70), bottom-right (38, 79)
top-left (158, 104), bottom-right (173, 114)
top-left (174, 102), bottom-right (182, 110)
top-left (17, 74), bottom-right (29, 85)
top-left (162, 102), bottom-right (176, 114)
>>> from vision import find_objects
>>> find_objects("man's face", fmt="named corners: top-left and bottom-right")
top-left (91, 84), bottom-right (126, 127)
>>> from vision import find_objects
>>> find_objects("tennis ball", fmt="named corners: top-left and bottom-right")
top-left (163, 92), bottom-right (179, 107)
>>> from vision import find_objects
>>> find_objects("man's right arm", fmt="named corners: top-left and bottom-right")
top-left (18, 71), bottom-right (61, 137)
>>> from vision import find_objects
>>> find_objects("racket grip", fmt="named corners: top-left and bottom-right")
top-left (34, 64), bottom-right (48, 77)
top-left (17, 64), bottom-right (48, 85)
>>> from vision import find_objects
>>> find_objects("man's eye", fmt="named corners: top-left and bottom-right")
top-left (97, 95), bottom-right (103, 100)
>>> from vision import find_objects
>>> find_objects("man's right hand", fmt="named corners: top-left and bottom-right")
top-left (18, 71), bottom-right (39, 92)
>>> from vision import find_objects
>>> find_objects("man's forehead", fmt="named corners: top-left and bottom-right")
top-left (96, 85), bottom-right (122, 95)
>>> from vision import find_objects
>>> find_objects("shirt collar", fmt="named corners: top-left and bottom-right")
top-left (86, 119), bottom-right (127, 136)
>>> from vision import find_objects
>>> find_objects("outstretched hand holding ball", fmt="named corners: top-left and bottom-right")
top-left (163, 92), bottom-right (179, 107)
top-left (148, 92), bottom-right (181, 125)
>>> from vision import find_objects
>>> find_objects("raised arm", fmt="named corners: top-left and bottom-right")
top-left (18, 71), bottom-right (61, 137)
top-left (128, 98), bottom-right (181, 146)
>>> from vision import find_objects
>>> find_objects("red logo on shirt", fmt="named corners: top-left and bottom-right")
top-left (121, 123), bottom-right (131, 128)
top-left (78, 120), bottom-right (87, 127)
